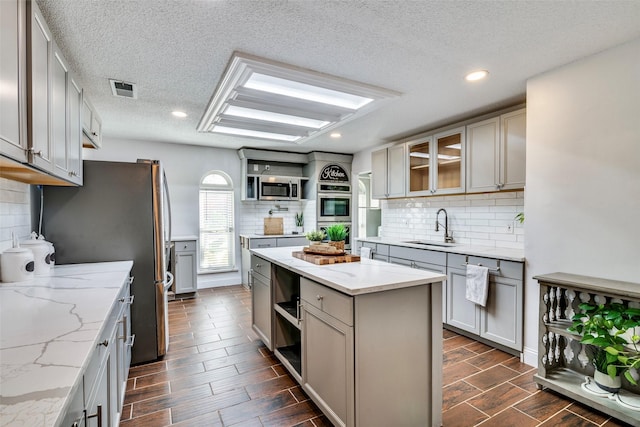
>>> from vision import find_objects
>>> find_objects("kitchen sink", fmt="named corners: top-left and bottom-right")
top-left (403, 240), bottom-right (459, 247)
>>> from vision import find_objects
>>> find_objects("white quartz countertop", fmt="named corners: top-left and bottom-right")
top-left (0, 261), bottom-right (133, 427)
top-left (251, 246), bottom-right (446, 296)
top-left (171, 235), bottom-right (198, 241)
top-left (240, 233), bottom-right (306, 239)
top-left (356, 237), bottom-right (525, 262)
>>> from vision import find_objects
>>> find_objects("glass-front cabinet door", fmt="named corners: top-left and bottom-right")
top-left (407, 136), bottom-right (432, 195)
top-left (407, 126), bottom-right (465, 196)
top-left (433, 127), bottom-right (465, 195)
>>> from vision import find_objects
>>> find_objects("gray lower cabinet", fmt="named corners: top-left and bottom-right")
top-left (296, 276), bottom-right (442, 427)
top-left (250, 254), bottom-right (272, 349)
top-left (446, 254), bottom-right (523, 351)
top-left (301, 278), bottom-right (354, 427)
top-left (173, 239), bottom-right (197, 294)
top-left (62, 274), bottom-right (134, 427)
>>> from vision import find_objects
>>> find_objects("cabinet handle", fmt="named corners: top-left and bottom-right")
top-left (126, 334), bottom-right (136, 347)
top-left (92, 131), bottom-right (98, 137)
top-left (119, 295), bottom-right (133, 304)
top-left (99, 339), bottom-right (108, 347)
top-left (316, 295), bottom-right (324, 301)
top-left (128, 276), bottom-right (135, 285)
top-left (296, 298), bottom-right (302, 322)
top-left (29, 148), bottom-right (42, 157)
top-left (86, 404), bottom-right (103, 427)
top-left (68, 171), bottom-right (78, 177)
top-left (255, 263), bottom-right (261, 268)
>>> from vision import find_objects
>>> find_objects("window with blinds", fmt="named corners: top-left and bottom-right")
top-left (199, 172), bottom-right (235, 271)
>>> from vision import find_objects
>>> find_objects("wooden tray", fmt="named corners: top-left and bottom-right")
top-left (303, 246), bottom-right (345, 256)
top-left (292, 251), bottom-right (361, 265)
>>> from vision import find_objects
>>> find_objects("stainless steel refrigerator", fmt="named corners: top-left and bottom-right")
top-left (40, 160), bottom-right (172, 365)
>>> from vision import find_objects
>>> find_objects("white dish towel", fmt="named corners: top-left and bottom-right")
top-left (360, 246), bottom-right (372, 259)
top-left (465, 264), bottom-right (489, 307)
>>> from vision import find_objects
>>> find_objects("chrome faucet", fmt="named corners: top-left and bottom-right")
top-left (435, 208), bottom-right (454, 243)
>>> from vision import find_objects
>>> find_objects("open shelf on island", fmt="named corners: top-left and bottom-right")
top-left (275, 343), bottom-right (301, 376)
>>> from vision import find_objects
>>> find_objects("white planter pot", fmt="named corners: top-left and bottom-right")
top-left (594, 370), bottom-right (622, 393)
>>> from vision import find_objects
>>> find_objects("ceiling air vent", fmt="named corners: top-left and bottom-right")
top-left (109, 79), bottom-right (138, 99)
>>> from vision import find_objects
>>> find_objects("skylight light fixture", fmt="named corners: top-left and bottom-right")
top-left (197, 52), bottom-right (400, 144)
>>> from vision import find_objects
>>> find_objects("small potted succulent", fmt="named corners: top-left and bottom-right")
top-left (568, 301), bottom-right (640, 392)
top-left (305, 230), bottom-right (325, 246)
top-left (324, 223), bottom-right (348, 252)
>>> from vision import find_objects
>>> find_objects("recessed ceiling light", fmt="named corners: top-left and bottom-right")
top-left (172, 111), bottom-right (188, 118)
top-left (197, 52), bottom-right (400, 144)
top-left (465, 70), bottom-right (489, 81)
top-left (330, 132), bottom-right (342, 138)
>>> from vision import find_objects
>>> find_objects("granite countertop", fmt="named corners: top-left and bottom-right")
top-left (356, 236), bottom-right (525, 262)
top-left (0, 261), bottom-right (133, 427)
top-left (251, 246), bottom-right (446, 296)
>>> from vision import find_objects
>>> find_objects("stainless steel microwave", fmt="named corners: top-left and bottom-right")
top-left (259, 177), bottom-right (300, 201)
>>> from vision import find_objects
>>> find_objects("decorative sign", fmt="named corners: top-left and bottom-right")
top-left (319, 164), bottom-right (349, 182)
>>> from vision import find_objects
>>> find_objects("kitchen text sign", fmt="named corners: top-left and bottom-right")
top-left (319, 164), bottom-right (349, 182)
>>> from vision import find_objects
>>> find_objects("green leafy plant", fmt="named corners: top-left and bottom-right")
top-left (515, 212), bottom-right (525, 224)
top-left (568, 302), bottom-right (640, 384)
top-left (305, 230), bottom-right (325, 242)
top-left (295, 212), bottom-right (304, 227)
top-left (324, 223), bottom-right (347, 241)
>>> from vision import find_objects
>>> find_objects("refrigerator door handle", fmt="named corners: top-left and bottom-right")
top-left (164, 271), bottom-right (174, 290)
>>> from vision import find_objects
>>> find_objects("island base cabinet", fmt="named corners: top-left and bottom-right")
top-left (250, 270), bottom-right (272, 351)
top-left (355, 285), bottom-right (443, 427)
top-left (302, 303), bottom-right (354, 427)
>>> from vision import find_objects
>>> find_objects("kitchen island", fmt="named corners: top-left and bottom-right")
top-left (250, 246), bottom-right (446, 427)
top-left (0, 261), bottom-right (133, 427)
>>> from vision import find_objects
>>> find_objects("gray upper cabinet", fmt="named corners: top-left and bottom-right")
top-left (371, 144), bottom-right (405, 199)
top-left (0, 0), bottom-right (28, 162)
top-left (1, 0), bottom-right (84, 185)
top-left (82, 94), bottom-right (102, 149)
top-left (407, 126), bottom-right (466, 197)
top-left (67, 73), bottom-right (83, 184)
top-left (28, 0), bottom-right (53, 172)
top-left (466, 108), bottom-right (526, 193)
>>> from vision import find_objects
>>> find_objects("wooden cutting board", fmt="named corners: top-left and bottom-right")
top-left (264, 217), bottom-right (283, 235)
top-left (292, 251), bottom-right (360, 265)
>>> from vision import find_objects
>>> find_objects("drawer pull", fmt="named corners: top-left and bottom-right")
top-left (316, 295), bottom-right (324, 301)
top-left (255, 263), bottom-right (261, 268)
top-left (462, 256), bottom-right (501, 272)
top-left (126, 334), bottom-right (136, 347)
top-left (99, 339), bottom-right (108, 347)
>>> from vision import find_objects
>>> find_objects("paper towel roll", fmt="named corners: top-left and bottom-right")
top-left (360, 246), bottom-right (372, 259)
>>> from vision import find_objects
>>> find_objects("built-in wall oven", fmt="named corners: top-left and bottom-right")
top-left (317, 183), bottom-right (351, 222)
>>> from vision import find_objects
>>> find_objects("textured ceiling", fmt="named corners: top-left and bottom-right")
top-left (37, 0), bottom-right (640, 154)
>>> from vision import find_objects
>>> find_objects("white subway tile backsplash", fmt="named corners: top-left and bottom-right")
top-left (379, 191), bottom-right (524, 250)
top-left (0, 178), bottom-right (32, 252)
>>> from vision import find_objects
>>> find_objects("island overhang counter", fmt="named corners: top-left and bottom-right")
top-left (250, 246), bottom-right (446, 427)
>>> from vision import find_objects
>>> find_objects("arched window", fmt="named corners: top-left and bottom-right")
top-left (199, 171), bottom-right (235, 271)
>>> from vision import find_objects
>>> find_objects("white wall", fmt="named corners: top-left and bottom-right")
top-left (523, 37), bottom-right (640, 365)
top-left (84, 138), bottom-right (243, 287)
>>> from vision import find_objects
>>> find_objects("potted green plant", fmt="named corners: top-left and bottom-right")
top-left (294, 212), bottom-right (304, 234)
top-left (324, 223), bottom-right (348, 251)
top-left (305, 230), bottom-right (325, 246)
top-left (569, 301), bottom-right (640, 392)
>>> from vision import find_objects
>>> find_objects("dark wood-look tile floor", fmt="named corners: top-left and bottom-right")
top-left (120, 285), bottom-right (634, 427)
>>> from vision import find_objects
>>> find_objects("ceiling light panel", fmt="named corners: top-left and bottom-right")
top-left (197, 52), bottom-right (400, 144)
